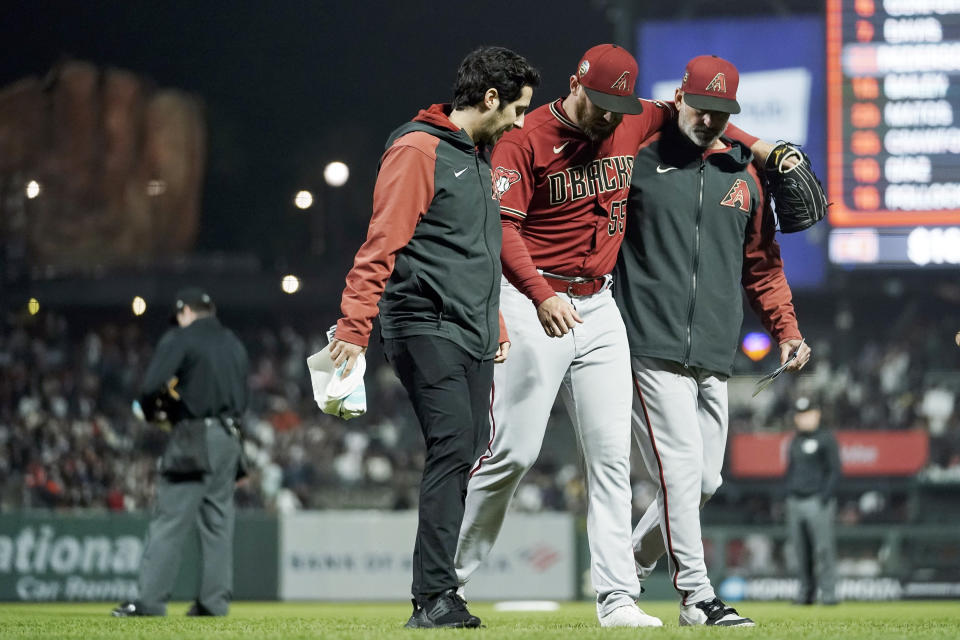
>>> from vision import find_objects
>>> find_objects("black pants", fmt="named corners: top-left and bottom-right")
top-left (384, 335), bottom-right (494, 601)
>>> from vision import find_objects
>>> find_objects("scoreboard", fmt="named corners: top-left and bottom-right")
top-left (827, 0), bottom-right (960, 266)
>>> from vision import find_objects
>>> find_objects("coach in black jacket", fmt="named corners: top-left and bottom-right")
top-left (615, 55), bottom-right (811, 627)
top-left (113, 287), bottom-right (248, 618)
top-left (329, 48), bottom-right (539, 628)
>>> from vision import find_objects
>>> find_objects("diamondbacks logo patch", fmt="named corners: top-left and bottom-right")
top-left (611, 71), bottom-right (630, 91)
top-left (720, 179), bottom-right (750, 212)
top-left (706, 72), bottom-right (727, 93)
top-left (492, 166), bottom-right (521, 200)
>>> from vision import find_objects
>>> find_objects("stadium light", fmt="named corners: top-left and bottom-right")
top-left (132, 296), bottom-right (147, 316)
top-left (294, 190), bottom-right (314, 210)
top-left (25, 180), bottom-right (41, 199)
top-left (281, 274), bottom-right (301, 294)
top-left (324, 161), bottom-right (349, 187)
top-left (741, 332), bottom-right (772, 362)
top-left (146, 179), bottom-right (167, 196)
top-left (27, 298), bottom-right (40, 315)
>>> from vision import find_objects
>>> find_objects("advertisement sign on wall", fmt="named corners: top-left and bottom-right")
top-left (0, 515), bottom-right (142, 602)
top-left (729, 429), bottom-right (929, 477)
top-left (279, 511), bottom-right (575, 601)
top-left (0, 512), bottom-right (278, 601)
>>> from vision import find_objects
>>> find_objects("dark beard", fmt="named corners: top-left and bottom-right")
top-left (575, 100), bottom-right (619, 142)
top-left (582, 121), bottom-right (617, 142)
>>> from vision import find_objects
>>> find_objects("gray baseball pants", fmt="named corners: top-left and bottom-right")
top-left (786, 495), bottom-right (837, 603)
top-left (629, 356), bottom-right (728, 606)
top-left (137, 421), bottom-right (241, 615)
top-left (456, 279), bottom-right (640, 617)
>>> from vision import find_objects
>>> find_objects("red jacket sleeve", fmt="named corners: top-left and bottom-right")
top-left (725, 122), bottom-right (759, 149)
top-left (498, 311), bottom-right (509, 344)
top-left (741, 167), bottom-right (801, 344)
top-left (335, 138), bottom-right (436, 346)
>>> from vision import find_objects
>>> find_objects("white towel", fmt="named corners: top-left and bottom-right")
top-left (306, 329), bottom-right (367, 420)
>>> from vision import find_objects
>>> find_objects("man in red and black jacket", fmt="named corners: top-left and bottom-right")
top-left (329, 46), bottom-right (540, 629)
top-left (615, 55), bottom-right (813, 627)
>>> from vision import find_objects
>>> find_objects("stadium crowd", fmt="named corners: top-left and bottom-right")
top-left (2, 292), bottom-right (959, 524)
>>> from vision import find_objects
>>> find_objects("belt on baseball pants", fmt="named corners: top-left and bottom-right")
top-left (540, 271), bottom-right (612, 297)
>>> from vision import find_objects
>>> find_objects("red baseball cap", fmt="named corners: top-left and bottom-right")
top-left (680, 55), bottom-right (741, 114)
top-left (576, 44), bottom-right (644, 115)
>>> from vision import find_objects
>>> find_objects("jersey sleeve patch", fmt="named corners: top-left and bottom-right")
top-left (492, 166), bottom-right (522, 201)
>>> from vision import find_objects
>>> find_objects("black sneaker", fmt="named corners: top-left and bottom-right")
top-left (679, 597), bottom-right (755, 627)
top-left (186, 602), bottom-right (218, 616)
top-left (111, 601), bottom-right (156, 617)
top-left (404, 589), bottom-right (482, 628)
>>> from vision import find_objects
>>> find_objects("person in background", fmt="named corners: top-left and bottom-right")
top-left (785, 394), bottom-right (841, 606)
top-left (113, 287), bottom-right (249, 617)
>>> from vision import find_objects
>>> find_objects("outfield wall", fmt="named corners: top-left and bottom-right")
top-left (0, 512), bottom-right (277, 602)
top-left (278, 511), bottom-right (575, 600)
top-left (0, 511), bottom-right (574, 602)
top-left (1, 512), bottom-right (956, 602)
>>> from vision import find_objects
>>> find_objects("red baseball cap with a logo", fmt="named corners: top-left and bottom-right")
top-left (576, 44), bottom-right (644, 115)
top-left (680, 55), bottom-right (741, 114)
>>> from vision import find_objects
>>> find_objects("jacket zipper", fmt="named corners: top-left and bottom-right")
top-left (477, 147), bottom-right (498, 354)
top-left (683, 158), bottom-right (706, 367)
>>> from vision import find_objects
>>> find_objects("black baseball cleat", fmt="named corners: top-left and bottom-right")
top-left (186, 602), bottom-right (218, 616)
top-left (111, 601), bottom-right (156, 617)
top-left (679, 597), bottom-right (755, 626)
top-left (404, 589), bottom-right (482, 628)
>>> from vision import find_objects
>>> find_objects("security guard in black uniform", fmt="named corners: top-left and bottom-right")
top-left (113, 288), bottom-right (249, 617)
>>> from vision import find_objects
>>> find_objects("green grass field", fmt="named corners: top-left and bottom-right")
top-left (1, 601), bottom-right (957, 639)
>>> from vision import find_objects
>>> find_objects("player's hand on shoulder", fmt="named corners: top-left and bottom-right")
top-left (495, 341), bottom-right (510, 364)
top-left (329, 338), bottom-right (366, 377)
top-left (536, 296), bottom-right (583, 338)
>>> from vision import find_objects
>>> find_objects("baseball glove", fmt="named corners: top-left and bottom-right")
top-left (763, 142), bottom-right (829, 233)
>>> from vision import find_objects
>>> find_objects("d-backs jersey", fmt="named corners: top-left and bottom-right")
top-left (493, 98), bottom-right (675, 282)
